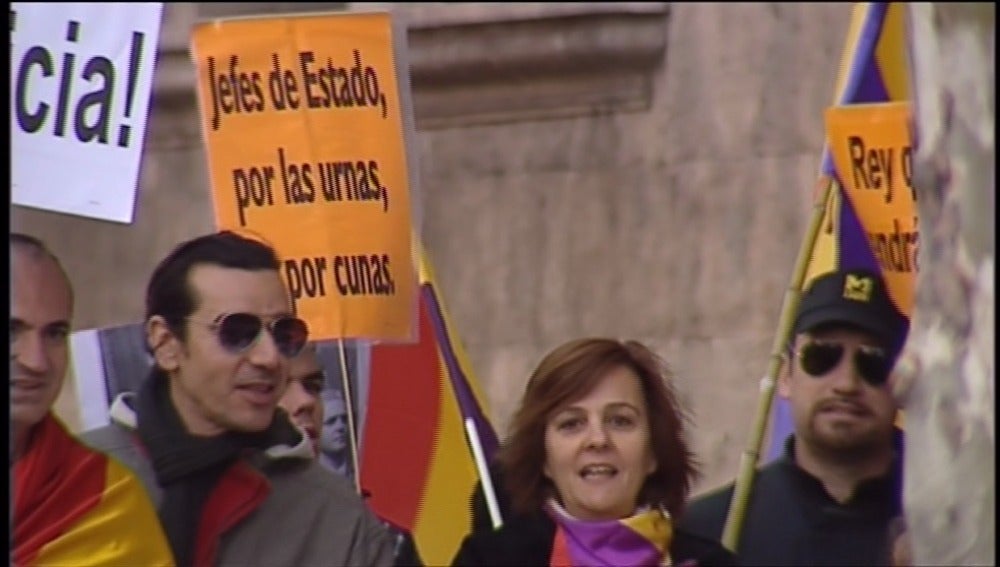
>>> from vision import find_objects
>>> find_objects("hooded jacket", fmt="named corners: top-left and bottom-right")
top-left (80, 392), bottom-right (394, 567)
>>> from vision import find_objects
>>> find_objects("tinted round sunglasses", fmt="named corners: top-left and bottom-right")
top-left (188, 313), bottom-right (309, 358)
top-left (794, 341), bottom-right (892, 386)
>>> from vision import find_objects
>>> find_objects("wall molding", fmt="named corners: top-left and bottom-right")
top-left (404, 3), bottom-right (670, 129)
top-left (150, 3), bottom-right (670, 130)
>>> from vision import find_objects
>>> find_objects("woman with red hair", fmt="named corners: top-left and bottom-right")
top-left (452, 338), bottom-right (735, 566)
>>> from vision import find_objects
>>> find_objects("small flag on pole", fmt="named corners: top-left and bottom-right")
top-left (359, 247), bottom-right (499, 565)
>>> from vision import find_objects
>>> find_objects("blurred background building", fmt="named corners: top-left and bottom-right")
top-left (17, 2), bottom-right (852, 496)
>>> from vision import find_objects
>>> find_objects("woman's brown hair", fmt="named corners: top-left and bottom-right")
top-left (497, 338), bottom-right (699, 519)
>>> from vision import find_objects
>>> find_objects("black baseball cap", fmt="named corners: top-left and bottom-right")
top-left (793, 268), bottom-right (907, 348)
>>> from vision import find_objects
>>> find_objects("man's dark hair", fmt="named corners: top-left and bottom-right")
top-left (145, 231), bottom-right (281, 341)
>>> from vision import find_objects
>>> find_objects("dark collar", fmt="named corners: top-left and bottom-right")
top-left (778, 429), bottom-right (903, 515)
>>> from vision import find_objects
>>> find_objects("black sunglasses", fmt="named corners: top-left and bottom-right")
top-left (795, 341), bottom-right (891, 386)
top-left (189, 313), bottom-right (309, 358)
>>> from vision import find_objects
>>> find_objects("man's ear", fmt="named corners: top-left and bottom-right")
top-left (147, 316), bottom-right (181, 372)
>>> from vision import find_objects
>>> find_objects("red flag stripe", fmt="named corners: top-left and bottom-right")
top-left (360, 294), bottom-right (443, 530)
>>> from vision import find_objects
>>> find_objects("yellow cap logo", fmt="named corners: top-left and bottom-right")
top-left (843, 274), bottom-right (874, 302)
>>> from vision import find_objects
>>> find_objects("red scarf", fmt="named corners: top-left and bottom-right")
top-left (13, 413), bottom-right (107, 566)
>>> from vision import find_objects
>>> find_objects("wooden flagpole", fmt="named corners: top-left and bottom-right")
top-left (337, 337), bottom-right (363, 494)
top-left (720, 177), bottom-right (837, 550)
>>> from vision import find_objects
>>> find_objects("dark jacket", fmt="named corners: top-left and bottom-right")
top-left (378, 515), bottom-right (424, 567)
top-left (452, 511), bottom-right (737, 566)
top-left (679, 431), bottom-right (904, 566)
top-left (469, 461), bottom-right (517, 534)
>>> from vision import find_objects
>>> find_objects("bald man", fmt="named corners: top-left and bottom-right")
top-left (11, 233), bottom-right (174, 566)
top-left (11, 234), bottom-right (74, 462)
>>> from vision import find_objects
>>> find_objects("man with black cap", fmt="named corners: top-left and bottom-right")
top-left (679, 268), bottom-right (907, 566)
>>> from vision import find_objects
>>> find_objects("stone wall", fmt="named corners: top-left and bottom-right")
top-left (15, 2), bottom-right (851, 495)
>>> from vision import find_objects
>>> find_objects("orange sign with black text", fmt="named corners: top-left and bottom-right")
top-left (191, 12), bottom-right (417, 341)
top-left (826, 101), bottom-right (916, 317)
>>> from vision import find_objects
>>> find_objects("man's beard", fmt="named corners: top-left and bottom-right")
top-left (803, 410), bottom-right (892, 464)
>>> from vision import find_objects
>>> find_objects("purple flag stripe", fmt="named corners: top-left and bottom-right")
top-left (421, 283), bottom-right (501, 460)
top-left (821, 2), bottom-right (891, 175)
top-left (835, 183), bottom-right (883, 274)
top-left (766, 397), bottom-right (794, 462)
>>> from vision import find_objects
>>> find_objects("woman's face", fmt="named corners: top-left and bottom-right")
top-left (543, 365), bottom-right (657, 521)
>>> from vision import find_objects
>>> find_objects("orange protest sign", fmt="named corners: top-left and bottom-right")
top-left (825, 101), bottom-right (916, 317)
top-left (191, 12), bottom-right (417, 341)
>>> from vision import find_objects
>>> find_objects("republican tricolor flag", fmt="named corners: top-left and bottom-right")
top-left (360, 248), bottom-right (499, 565)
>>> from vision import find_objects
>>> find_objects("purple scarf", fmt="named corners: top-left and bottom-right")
top-left (547, 499), bottom-right (674, 567)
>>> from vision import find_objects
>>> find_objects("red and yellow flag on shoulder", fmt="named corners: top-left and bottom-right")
top-left (13, 413), bottom-right (174, 566)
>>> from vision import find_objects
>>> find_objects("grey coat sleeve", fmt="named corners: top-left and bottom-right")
top-left (358, 509), bottom-right (396, 567)
top-left (301, 480), bottom-right (396, 567)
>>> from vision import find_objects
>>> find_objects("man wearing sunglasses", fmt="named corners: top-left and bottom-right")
top-left (81, 231), bottom-right (393, 567)
top-left (680, 268), bottom-right (907, 566)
